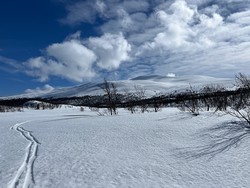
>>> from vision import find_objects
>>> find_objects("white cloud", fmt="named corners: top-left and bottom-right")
top-left (88, 33), bottom-right (131, 70)
top-left (24, 32), bottom-right (131, 82)
top-left (133, 0), bottom-right (250, 78)
top-left (0, 55), bottom-right (24, 74)
top-left (60, 0), bottom-right (151, 25)
top-left (46, 39), bottom-right (97, 78)
top-left (0, 56), bottom-right (22, 69)
top-left (26, 0), bottom-right (250, 82)
top-left (25, 37), bottom-right (97, 82)
top-left (148, 0), bottom-right (219, 51)
top-left (95, 0), bottom-right (107, 15)
top-left (25, 84), bottom-right (54, 94)
top-left (199, 13), bottom-right (223, 28)
top-left (59, 0), bottom-right (110, 25)
top-left (121, 0), bottom-right (150, 14)
top-left (166, 73), bottom-right (176, 78)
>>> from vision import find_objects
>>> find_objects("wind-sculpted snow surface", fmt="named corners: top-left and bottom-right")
top-left (0, 107), bottom-right (250, 187)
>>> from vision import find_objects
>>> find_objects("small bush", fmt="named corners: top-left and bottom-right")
top-left (225, 107), bottom-right (250, 128)
top-left (178, 99), bottom-right (200, 116)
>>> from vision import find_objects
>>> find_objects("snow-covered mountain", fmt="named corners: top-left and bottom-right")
top-left (2, 75), bottom-right (234, 99)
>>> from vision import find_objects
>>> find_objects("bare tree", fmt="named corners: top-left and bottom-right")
top-left (178, 98), bottom-right (200, 116)
top-left (235, 73), bottom-right (250, 89)
top-left (203, 85), bottom-right (227, 112)
top-left (0, 105), bottom-right (23, 113)
top-left (177, 85), bottom-right (200, 116)
top-left (134, 85), bottom-right (148, 113)
top-left (224, 73), bottom-right (250, 128)
top-left (225, 88), bottom-right (250, 128)
top-left (123, 89), bottom-right (137, 114)
top-left (200, 85), bottom-right (214, 111)
top-left (151, 91), bottom-right (163, 112)
top-left (102, 79), bottom-right (119, 115)
top-left (226, 107), bottom-right (250, 128)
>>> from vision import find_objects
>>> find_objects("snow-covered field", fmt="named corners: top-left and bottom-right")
top-left (1, 107), bottom-right (249, 188)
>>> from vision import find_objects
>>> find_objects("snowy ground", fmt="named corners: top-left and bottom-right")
top-left (0, 107), bottom-right (250, 188)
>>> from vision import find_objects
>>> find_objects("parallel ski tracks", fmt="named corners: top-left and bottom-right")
top-left (8, 121), bottom-right (40, 188)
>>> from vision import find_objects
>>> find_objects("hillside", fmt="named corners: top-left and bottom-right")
top-left (1, 75), bottom-right (233, 99)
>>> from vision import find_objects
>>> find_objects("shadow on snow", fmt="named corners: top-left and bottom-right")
top-left (175, 121), bottom-right (250, 160)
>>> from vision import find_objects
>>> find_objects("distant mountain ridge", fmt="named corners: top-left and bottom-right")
top-left (1, 75), bottom-right (234, 99)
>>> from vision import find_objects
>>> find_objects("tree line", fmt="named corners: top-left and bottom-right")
top-left (2, 73), bottom-right (250, 127)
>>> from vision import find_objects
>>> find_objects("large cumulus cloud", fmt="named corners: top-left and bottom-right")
top-left (88, 33), bottom-right (131, 70)
top-left (24, 32), bottom-right (131, 82)
top-left (25, 37), bottom-right (97, 82)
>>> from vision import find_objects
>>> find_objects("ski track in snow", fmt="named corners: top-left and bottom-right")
top-left (8, 121), bottom-right (40, 188)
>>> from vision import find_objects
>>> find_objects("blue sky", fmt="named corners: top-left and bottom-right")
top-left (1, 0), bottom-right (250, 96)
